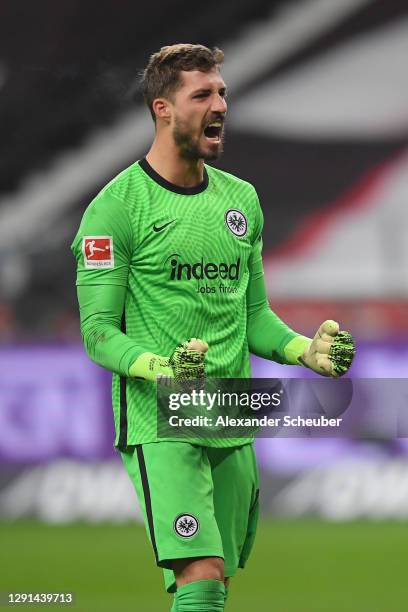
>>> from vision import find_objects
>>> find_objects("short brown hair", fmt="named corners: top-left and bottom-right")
top-left (141, 43), bottom-right (224, 121)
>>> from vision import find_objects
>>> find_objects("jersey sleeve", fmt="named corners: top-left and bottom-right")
top-left (76, 284), bottom-right (144, 376)
top-left (246, 199), bottom-right (299, 364)
top-left (71, 190), bottom-right (144, 376)
top-left (71, 189), bottom-right (133, 287)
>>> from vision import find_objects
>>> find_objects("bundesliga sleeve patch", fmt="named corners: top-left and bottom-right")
top-left (82, 236), bottom-right (114, 268)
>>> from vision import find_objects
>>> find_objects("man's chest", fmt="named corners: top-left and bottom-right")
top-left (129, 195), bottom-right (254, 291)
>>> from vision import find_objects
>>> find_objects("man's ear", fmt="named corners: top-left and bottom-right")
top-left (152, 98), bottom-right (171, 122)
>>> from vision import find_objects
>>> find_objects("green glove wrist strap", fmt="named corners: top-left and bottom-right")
top-left (284, 335), bottom-right (312, 365)
top-left (129, 352), bottom-right (172, 381)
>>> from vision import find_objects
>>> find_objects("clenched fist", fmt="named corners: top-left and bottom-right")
top-left (300, 320), bottom-right (355, 377)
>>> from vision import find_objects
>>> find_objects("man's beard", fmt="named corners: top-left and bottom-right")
top-left (173, 116), bottom-right (224, 161)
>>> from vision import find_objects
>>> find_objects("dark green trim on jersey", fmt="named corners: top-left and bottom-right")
top-left (136, 445), bottom-right (159, 563)
top-left (118, 313), bottom-right (128, 451)
top-left (139, 157), bottom-right (209, 195)
top-left (249, 488), bottom-right (259, 513)
top-left (118, 377), bottom-right (127, 450)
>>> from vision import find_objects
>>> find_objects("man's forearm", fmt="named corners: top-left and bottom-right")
top-left (246, 236), bottom-right (304, 364)
top-left (247, 302), bottom-right (299, 364)
top-left (78, 285), bottom-right (209, 381)
top-left (78, 284), bottom-right (143, 376)
top-left (246, 241), bottom-right (300, 364)
top-left (81, 316), bottom-right (143, 376)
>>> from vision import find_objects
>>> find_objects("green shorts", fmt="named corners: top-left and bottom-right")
top-left (121, 441), bottom-right (259, 593)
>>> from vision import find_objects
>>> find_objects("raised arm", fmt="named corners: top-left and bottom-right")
top-left (246, 236), bottom-right (355, 376)
top-left (72, 190), bottom-right (207, 381)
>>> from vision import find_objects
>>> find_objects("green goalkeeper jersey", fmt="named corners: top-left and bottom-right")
top-left (72, 158), bottom-right (298, 449)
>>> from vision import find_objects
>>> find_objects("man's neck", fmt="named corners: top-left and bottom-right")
top-left (146, 141), bottom-right (204, 188)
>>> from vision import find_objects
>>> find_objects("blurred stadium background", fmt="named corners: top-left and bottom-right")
top-left (1, 0), bottom-right (408, 610)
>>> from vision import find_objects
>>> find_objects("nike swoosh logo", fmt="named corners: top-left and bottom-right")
top-left (153, 219), bottom-right (176, 233)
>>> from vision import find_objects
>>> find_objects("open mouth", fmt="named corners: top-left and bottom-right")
top-left (203, 122), bottom-right (222, 142)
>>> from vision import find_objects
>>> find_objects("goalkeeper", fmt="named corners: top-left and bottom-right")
top-left (72, 43), bottom-right (355, 612)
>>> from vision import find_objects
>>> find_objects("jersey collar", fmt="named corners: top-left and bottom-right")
top-left (139, 158), bottom-right (209, 195)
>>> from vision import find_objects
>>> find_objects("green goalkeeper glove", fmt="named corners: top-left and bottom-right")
top-left (128, 338), bottom-right (208, 382)
top-left (284, 320), bottom-right (355, 377)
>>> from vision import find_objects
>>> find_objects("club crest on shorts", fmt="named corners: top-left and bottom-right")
top-left (174, 513), bottom-right (199, 538)
top-left (225, 209), bottom-right (247, 238)
top-left (82, 236), bottom-right (114, 268)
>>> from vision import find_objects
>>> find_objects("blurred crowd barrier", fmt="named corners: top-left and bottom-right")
top-left (1, 343), bottom-right (408, 523)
